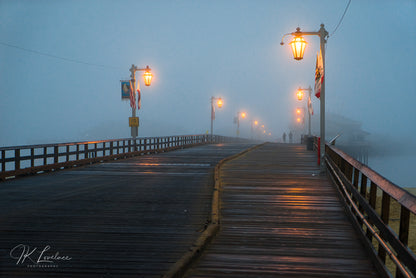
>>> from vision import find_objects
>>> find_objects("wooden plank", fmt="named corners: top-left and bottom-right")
top-left (0, 143), bottom-right (255, 277)
top-left (187, 143), bottom-right (381, 278)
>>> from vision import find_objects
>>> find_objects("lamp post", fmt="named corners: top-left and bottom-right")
top-left (128, 64), bottom-right (153, 139)
top-left (251, 120), bottom-right (258, 140)
top-left (296, 86), bottom-right (313, 136)
top-left (210, 97), bottom-right (223, 140)
top-left (281, 24), bottom-right (328, 172)
top-left (234, 111), bottom-right (247, 137)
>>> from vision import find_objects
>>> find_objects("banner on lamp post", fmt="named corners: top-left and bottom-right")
top-left (314, 50), bottom-right (324, 99)
top-left (121, 81), bottom-right (131, 100)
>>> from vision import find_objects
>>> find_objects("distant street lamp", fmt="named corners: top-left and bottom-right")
top-left (210, 97), bottom-right (223, 140)
top-left (251, 120), bottom-right (259, 139)
top-left (234, 111), bottom-right (247, 137)
top-left (143, 66), bottom-right (153, 86)
top-left (128, 64), bottom-right (153, 139)
top-left (297, 86), bottom-right (313, 136)
top-left (296, 89), bottom-right (304, 101)
top-left (281, 24), bottom-right (328, 171)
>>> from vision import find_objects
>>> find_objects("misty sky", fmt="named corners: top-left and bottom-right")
top-left (1, 0), bottom-right (415, 147)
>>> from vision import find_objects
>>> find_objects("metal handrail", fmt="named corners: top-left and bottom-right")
top-left (0, 134), bottom-right (243, 181)
top-left (325, 144), bottom-right (416, 278)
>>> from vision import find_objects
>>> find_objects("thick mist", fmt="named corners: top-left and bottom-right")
top-left (1, 1), bottom-right (415, 186)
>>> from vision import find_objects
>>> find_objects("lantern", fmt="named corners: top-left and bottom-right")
top-left (297, 89), bottom-right (304, 101)
top-left (143, 66), bottom-right (153, 86)
top-left (217, 98), bottom-right (223, 108)
top-left (289, 34), bottom-right (307, 60)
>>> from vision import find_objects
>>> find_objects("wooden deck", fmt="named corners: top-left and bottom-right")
top-left (0, 143), bottom-right (255, 277)
top-left (186, 143), bottom-right (381, 277)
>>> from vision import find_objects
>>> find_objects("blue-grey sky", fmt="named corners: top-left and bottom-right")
top-left (1, 0), bottom-right (415, 147)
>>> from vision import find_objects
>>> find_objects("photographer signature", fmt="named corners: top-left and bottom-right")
top-left (10, 244), bottom-right (72, 266)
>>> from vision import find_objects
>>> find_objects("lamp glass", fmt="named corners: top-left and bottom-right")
top-left (217, 98), bottom-right (223, 108)
top-left (143, 71), bottom-right (153, 86)
top-left (297, 90), bottom-right (304, 101)
top-left (289, 36), bottom-right (307, 60)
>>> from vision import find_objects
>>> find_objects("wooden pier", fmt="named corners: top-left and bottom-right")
top-left (186, 143), bottom-right (381, 277)
top-left (0, 143), bottom-right (255, 277)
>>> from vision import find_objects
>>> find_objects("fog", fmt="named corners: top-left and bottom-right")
top-left (1, 1), bottom-right (415, 177)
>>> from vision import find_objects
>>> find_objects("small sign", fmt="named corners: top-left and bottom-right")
top-left (129, 117), bottom-right (139, 127)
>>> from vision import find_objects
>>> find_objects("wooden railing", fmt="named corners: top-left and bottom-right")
top-left (325, 144), bottom-right (416, 278)
top-left (0, 134), bottom-right (241, 181)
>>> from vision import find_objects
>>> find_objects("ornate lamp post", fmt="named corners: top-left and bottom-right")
top-left (251, 120), bottom-right (259, 140)
top-left (281, 24), bottom-right (328, 172)
top-left (210, 97), bottom-right (223, 140)
top-left (128, 64), bottom-right (153, 139)
top-left (296, 86), bottom-right (313, 136)
top-left (234, 111), bottom-right (247, 137)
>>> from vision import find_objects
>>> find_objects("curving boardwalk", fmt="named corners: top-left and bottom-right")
top-left (0, 143), bottom-right (255, 277)
top-left (187, 143), bottom-right (381, 278)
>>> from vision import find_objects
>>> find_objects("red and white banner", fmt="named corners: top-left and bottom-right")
top-left (136, 80), bottom-right (141, 110)
top-left (129, 80), bottom-right (136, 109)
top-left (315, 50), bottom-right (324, 99)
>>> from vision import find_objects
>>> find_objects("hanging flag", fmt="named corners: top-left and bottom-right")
top-left (121, 81), bottom-right (131, 100)
top-left (129, 80), bottom-right (136, 109)
top-left (315, 50), bottom-right (324, 99)
top-left (211, 103), bottom-right (215, 120)
top-left (136, 79), bottom-right (141, 110)
top-left (308, 96), bottom-right (314, 115)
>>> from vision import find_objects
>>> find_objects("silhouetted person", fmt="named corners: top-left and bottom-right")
top-left (289, 132), bottom-right (293, 143)
top-left (282, 132), bottom-right (287, 143)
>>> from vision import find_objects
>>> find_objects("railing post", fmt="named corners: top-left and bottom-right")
top-left (367, 182), bottom-right (378, 240)
top-left (54, 146), bottom-right (59, 164)
top-left (76, 145), bottom-right (80, 160)
top-left (358, 174), bottom-right (368, 226)
top-left (353, 168), bottom-right (359, 189)
top-left (66, 145), bottom-right (70, 162)
top-left (378, 191), bottom-right (391, 262)
top-left (15, 149), bottom-right (20, 170)
top-left (1, 150), bottom-right (5, 172)
top-left (399, 206), bottom-right (410, 246)
top-left (84, 144), bottom-right (89, 159)
top-left (31, 148), bottom-right (35, 168)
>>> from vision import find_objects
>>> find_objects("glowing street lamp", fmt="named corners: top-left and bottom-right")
top-left (251, 120), bottom-right (259, 140)
top-left (235, 111), bottom-right (247, 137)
top-left (281, 24), bottom-right (328, 172)
top-left (217, 98), bottom-right (223, 108)
top-left (297, 86), bottom-right (313, 136)
top-left (289, 34), bottom-right (307, 60)
top-left (128, 64), bottom-right (153, 139)
top-left (210, 97), bottom-right (223, 139)
top-left (296, 89), bottom-right (304, 101)
top-left (143, 65), bottom-right (153, 86)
